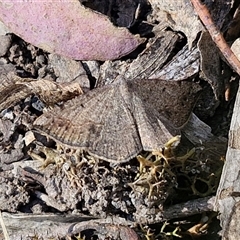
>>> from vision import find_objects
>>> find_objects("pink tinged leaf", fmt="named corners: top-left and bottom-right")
top-left (0, 0), bottom-right (144, 60)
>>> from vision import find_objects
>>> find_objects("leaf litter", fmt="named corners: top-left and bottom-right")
top-left (0, 0), bottom-right (237, 239)
top-left (0, 0), bottom-right (144, 61)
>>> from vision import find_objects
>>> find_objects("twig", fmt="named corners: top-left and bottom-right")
top-left (0, 211), bottom-right (10, 240)
top-left (190, 0), bottom-right (240, 76)
top-left (134, 196), bottom-right (215, 224)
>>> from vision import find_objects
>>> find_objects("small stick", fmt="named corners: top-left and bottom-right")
top-left (0, 211), bottom-right (10, 240)
top-left (190, 0), bottom-right (240, 76)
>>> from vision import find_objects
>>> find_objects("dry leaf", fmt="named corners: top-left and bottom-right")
top-left (47, 54), bottom-right (90, 89)
top-left (0, 0), bottom-right (144, 60)
top-left (149, 45), bottom-right (200, 81)
top-left (124, 30), bottom-right (179, 80)
top-left (0, 74), bottom-right (83, 111)
top-left (149, 0), bottom-right (233, 48)
top-left (149, 0), bottom-right (203, 47)
top-left (98, 30), bottom-right (179, 86)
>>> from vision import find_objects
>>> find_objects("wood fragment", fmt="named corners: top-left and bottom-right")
top-left (0, 197), bottom-right (215, 239)
top-left (190, 0), bottom-right (240, 76)
top-left (0, 211), bottom-right (9, 240)
top-left (214, 84), bottom-right (240, 239)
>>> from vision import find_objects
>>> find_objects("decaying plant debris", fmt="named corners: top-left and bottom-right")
top-left (0, 0), bottom-right (239, 239)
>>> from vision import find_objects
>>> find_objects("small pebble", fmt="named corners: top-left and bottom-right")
top-left (31, 96), bottom-right (45, 112)
top-left (0, 34), bottom-right (12, 56)
top-left (1, 109), bottom-right (14, 120)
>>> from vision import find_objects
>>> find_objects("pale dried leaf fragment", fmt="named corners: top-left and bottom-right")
top-left (0, 0), bottom-right (144, 61)
top-left (48, 54), bottom-right (90, 89)
top-left (124, 30), bottom-right (179, 80)
top-left (182, 113), bottom-right (214, 145)
top-left (98, 30), bottom-right (179, 86)
top-left (149, 0), bottom-right (204, 47)
top-left (23, 131), bottom-right (36, 146)
top-left (149, 45), bottom-right (200, 81)
top-left (150, 0), bottom-right (233, 49)
top-left (0, 74), bottom-right (83, 111)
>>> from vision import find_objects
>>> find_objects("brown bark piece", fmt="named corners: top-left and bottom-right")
top-left (70, 220), bottom-right (139, 239)
top-left (98, 30), bottom-right (179, 86)
top-left (0, 197), bottom-right (215, 239)
top-left (198, 31), bottom-right (223, 99)
top-left (0, 212), bottom-right (96, 240)
top-left (149, 45), bottom-right (200, 81)
top-left (214, 84), bottom-right (240, 239)
top-left (47, 53), bottom-right (90, 89)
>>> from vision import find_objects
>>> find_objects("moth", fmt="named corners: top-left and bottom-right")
top-left (34, 78), bottom-right (201, 162)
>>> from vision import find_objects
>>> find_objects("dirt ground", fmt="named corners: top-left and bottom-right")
top-left (0, 1), bottom-right (239, 239)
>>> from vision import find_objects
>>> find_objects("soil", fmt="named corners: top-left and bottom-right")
top-left (0, 1), bottom-right (238, 240)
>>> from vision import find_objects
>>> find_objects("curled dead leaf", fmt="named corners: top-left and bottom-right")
top-left (0, 73), bottom-right (83, 111)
